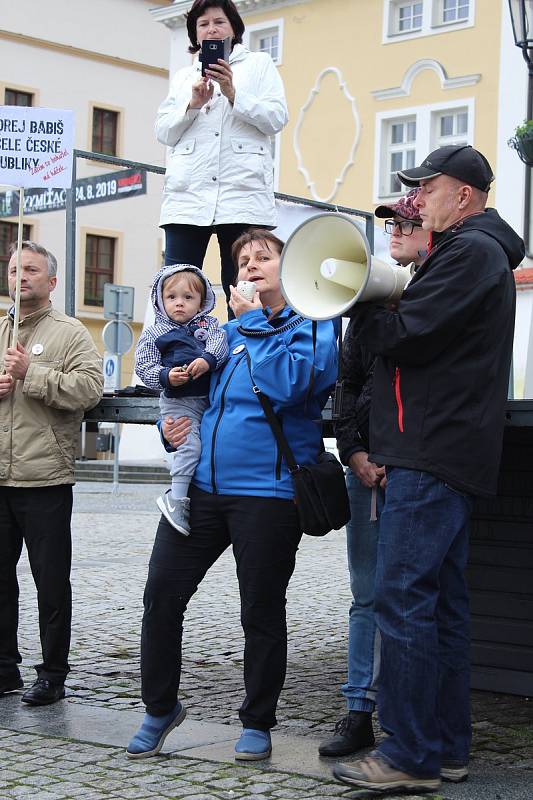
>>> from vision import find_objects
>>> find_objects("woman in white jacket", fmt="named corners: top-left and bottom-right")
top-left (155, 0), bottom-right (288, 315)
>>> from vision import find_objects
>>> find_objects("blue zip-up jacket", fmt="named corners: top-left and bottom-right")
top-left (193, 306), bottom-right (338, 499)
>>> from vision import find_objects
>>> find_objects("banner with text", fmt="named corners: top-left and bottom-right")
top-left (0, 106), bottom-right (74, 189)
top-left (0, 168), bottom-right (147, 217)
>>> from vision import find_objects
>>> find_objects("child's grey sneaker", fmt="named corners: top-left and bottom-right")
top-left (156, 492), bottom-right (190, 535)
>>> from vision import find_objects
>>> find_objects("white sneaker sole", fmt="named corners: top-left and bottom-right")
top-left (441, 765), bottom-right (469, 782)
top-left (235, 747), bottom-right (272, 761)
top-left (126, 705), bottom-right (187, 759)
top-left (156, 496), bottom-right (190, 536)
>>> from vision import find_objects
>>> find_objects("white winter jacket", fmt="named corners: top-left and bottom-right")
top-left (155, 44), bottom-right (288, 228)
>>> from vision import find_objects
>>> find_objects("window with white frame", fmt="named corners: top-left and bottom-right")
top-left (390, 2), bottom-right (423, 35)
top-left (245, 19), bottom-right (283, 65)
top-left (255, 29), bottom-right (279, 61)
top-left (375, 100), bottom-right (474, 199)
top-left (386, 117), bottom-right (417, 194)
top-left (434, 108), bottom-right (469, 147)
top-left (439, 0), bottom-right (469, 24)
top-left (384, 0), bottom-right (473, 41)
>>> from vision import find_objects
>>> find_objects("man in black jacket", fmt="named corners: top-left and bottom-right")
top-left (319, 190), bottom-right (427, 758)
top-left (333, 145), bottom-right (524, 793)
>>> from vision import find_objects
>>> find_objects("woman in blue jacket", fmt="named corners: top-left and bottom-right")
top-left (127, 229), bottom-right (338, 762)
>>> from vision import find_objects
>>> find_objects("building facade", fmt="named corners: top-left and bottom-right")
top-left (0, 0), bottom-right (173, 384)
top-left (153, 0), bottom-right (532, 395)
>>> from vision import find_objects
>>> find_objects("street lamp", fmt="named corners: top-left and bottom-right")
top-left (509, 1), bottom-right (533, 77)
top-left (509, 1), bottom-right (533, 255)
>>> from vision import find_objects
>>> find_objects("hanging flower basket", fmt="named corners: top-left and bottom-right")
top-left (508, 121), bottom-right (533, 166)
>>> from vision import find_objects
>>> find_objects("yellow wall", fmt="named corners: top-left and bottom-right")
top-left (243, 0), bottom-right (503, 214)
top-left (172, 0), bottom-right (506, 322)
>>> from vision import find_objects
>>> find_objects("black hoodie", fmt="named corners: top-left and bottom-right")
top-left (354, 208), bottom-right (524, 496)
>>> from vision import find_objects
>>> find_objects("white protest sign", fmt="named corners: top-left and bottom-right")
top-left (0, 106), bottom-right (74, 189)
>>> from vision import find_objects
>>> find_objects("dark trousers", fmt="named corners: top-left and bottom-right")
top-left (141, 485), bottom-right (302, 730)
top-left (0, 485), bottom-right (73, 684)
top-left (163, 223), bottom-right (250, 318)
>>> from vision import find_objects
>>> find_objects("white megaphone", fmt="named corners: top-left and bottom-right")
top-left (279, 213), bottom-right (411, 320)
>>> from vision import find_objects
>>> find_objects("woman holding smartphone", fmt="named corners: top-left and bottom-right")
top-left (155, 0), bottom-right (288, 317)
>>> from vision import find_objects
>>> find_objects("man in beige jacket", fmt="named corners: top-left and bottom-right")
top-left (0, 241), bottom-right (103, 706)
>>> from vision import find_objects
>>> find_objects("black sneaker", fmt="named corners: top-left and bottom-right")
top-left (21, 679), bottom-right (65, 706)
top-left (319, 711), bottom-right (375, 757)
top-left (0, 676), bottom-right (23, 696)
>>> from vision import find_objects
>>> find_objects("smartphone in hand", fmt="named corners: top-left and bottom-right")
top-left (201, 37), bottom-right (231, 77)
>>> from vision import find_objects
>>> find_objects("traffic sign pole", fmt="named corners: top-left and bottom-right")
top-left (101, 285), bottom-right (135, 495)
top-left (112, 353), bottom-right (122, 494)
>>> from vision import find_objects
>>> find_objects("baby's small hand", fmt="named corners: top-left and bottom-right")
top-left (168, 366), bottom-right (191, 386)
top-left (187, 358), bottom-right (210, 379)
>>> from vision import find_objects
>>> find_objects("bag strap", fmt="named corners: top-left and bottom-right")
top-left (244, 352), bottom-right (300, 472)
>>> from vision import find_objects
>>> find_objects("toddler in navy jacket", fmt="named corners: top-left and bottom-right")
top-left (135, 264), bottom-right (227, 534)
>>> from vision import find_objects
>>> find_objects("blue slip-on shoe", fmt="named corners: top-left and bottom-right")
top-left (126, 702), bottom-right (186, 759)
top-left (234, 728), bottom-right (272, 761)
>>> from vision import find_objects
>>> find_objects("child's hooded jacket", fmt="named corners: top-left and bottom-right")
top-left (135, 264), bottom-right (227, 398)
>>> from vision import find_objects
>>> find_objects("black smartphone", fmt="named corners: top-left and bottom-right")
top-left (201, 37), bottom-right (230, 77)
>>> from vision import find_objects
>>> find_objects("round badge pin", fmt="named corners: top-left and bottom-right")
top-left (232, 344), bottom-right (245, 355)
top-left (32, 344), bottom-right (44, 355)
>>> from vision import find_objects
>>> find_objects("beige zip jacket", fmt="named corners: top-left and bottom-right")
top-left (0, 304), bottom-right (103, 487)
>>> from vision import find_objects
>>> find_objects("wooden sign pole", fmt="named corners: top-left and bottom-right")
top-left (11, 186), bottom-right (25, 348)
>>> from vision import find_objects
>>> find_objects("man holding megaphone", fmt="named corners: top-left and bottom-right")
top-left (333, 145), bottom-right (524, 793)
top-left (319, 189), bottom-right (427, 759)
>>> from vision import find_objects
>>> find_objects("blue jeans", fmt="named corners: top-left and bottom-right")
top-left (375, 467), bottom-right (473, 778)
top-left (342, 471), bottom-right (384, 713)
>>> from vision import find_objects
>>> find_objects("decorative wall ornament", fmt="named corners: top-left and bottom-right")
top-left (293, 67), bottom-right (361, 204)
top-left (372, 59), bottom-right (481, 101)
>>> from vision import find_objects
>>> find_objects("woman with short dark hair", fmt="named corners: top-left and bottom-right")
top-left (185, 0), bottom-right (245, 52)
top-left (155, 1), bottom-right (288, 317)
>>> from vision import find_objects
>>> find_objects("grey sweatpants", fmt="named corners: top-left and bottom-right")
top-left (159, 393), bottom-right (209, 497)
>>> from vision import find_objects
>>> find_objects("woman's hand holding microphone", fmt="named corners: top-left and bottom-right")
top-left (229, 282), bottom-right (261, 319)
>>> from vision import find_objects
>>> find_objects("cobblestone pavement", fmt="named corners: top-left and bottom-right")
top-left (2, 482), bottom-right (532, 800)
top-left (0, 729), bottom-right (354, 800)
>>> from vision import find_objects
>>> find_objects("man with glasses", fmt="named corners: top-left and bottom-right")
top-left (319, 189), bottom-right (427, 758)
top-left (333, 146), bottom-right (524, 792)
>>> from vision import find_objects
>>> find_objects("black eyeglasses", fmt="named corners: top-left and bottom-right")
top-left (384, 219), bottom-right (422, 236)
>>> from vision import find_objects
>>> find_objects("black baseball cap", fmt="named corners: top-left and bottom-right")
top-left (397, 145), bottom-right (494, 192)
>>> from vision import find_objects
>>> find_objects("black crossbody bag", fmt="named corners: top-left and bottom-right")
top-left (241, 320), bottom-right (350, 537)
